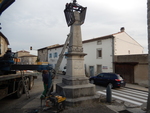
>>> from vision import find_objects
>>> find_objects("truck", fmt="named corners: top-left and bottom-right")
top-left (0, 71), bottom-right (37, 99)
top-left (0, 0), bottom-right (54, 100)
top-left (0, 49), bottom-right (54, 100)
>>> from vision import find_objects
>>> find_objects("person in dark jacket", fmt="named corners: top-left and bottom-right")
top-left (40, 70), bottom-right (53, 99)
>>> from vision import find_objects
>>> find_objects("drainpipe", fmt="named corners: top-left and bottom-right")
top-left (112, 36), bottom-right (115, 73)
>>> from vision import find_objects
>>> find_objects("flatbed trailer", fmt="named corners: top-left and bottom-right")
top-left (0, 72), bottom-right (38, 100)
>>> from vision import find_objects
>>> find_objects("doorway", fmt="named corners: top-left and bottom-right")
top-left (89, 66), bottom-right (94, 77)
top-left (97, 65), bottom-right (102, 74)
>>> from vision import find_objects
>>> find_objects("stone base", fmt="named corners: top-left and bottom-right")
top-left (56, 83), bottom-right (95, 98)
top-left (62, 76), bottom-right (89, 85)
top-left (65, 95), bottom-right (99, 106)
top-left (56, 76), bottom-right (98, 106)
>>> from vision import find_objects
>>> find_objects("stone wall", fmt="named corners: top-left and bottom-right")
top-left (114, 54), bottom-right (148, 87)
top-left (38, 48), bottom-right (48, 62)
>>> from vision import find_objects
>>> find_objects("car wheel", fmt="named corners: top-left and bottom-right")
top-left (14, 80), bottom-right (23, 98)
top-left (90, 80), bottom-right (95, 84)
top-left (108, 83), bottom-right (113, 89)
top-left (23, 78), bottom-right (29, 93)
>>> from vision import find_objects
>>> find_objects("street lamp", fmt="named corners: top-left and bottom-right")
top-left (64, 0), bottom-right (87, 26)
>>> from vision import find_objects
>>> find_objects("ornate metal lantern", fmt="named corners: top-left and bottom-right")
top-left (64, 0), bottom-right (87, 26)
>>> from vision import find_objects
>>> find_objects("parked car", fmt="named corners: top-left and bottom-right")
top-left (89, 73), bottom-right (126, 88)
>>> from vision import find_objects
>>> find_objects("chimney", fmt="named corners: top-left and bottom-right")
top-left (120, 27), bottom-right (125, 32)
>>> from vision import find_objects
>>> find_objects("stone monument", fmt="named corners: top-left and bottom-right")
top-left (56, 0), bottom-right (97, 105)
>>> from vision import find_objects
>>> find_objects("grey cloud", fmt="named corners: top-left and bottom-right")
top-left (1, 0), bottom-right (148, 54)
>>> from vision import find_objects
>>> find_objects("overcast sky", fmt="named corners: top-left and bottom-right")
top-left (1, 0), bottom-right (148, 55)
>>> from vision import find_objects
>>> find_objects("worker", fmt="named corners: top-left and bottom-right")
top-left (40, 70), bottom-right (53, 99)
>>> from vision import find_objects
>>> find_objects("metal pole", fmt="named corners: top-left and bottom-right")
top-left (147, 0), bottom-right (150, 112)
top-left (106, 84), bottom-right (112, 103)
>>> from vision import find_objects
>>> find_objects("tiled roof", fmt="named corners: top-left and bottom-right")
top-left (83, 31), bottom-right (124, 43)
top-left (83, 34), bottom-right (113, 43)
top-left (16, 50), bottom-right (30, 53)
top-left (38, 44), bottom-right (60, 50)
top-left (39, 31), bottom-right (124, 50)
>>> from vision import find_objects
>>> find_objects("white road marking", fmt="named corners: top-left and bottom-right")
top-left (97, 91), bottom-right (143, 106)
top-left (123, 88), bottom-right (148, 95)
top-left (104, 89), bottom-right (147, 100)
top-left (104, 90), bottom-right (147, 102)
top-left (113, 89), bottom-right (148, 97)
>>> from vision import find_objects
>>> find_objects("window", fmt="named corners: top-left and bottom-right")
top-left (97, 40), bottom-right (102, 45)
top-left (49, 53), bottom-right (52, 58)
top-left (103, 74), bottom-right (110, 78)
top-left (54, 52), bottom-right (57, 58)
top-left (98, 73), bottom-right (103, 77)
top-left (97, 49), bottom-right (102, 58)
top-left (97, 65), bottom-right (102, 74)
top-left (128, 50), bottom-right (130, 54)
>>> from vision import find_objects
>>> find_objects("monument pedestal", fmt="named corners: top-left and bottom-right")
top-left (56, 76), bottom-right (98, 106)
top-left (56, 52), bottom-right (97, 106)
top-left (56, 10), bottom-right (98, 106)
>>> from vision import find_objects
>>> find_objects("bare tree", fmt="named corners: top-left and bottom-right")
top-left (147, 0), bottom-right (150, 112)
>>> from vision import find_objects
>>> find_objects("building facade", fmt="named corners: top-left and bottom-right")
top-left (16, 50), bottom-right (37, 65)
top-left (42, 29), bottom-right (144, 77)
top-left (83, 37), bottom-right (114, 76)
top-left (38, 47), bottom-right (48, 62)
top-left (47, 45), bottom-right (67, 70)
top-left (16, 50), bottom-right (30, 57)
top-left (0, 32), bottom-right (9, 57)
top-left (18, 55), bottom-right (37, 65)
top-left (38, 44), bottom-right (60, 62)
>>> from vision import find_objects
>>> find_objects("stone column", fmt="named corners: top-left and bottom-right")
top-left (56, 11), bottom-right (97, 106)
top-left (66, 11), bottom-right (86, 77)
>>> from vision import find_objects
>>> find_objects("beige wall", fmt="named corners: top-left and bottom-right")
top-left (19, 56), bottom-right (37, 65)
top-left (114, 32), bottom-right (144, 55)
top-left (134, 64), bottom-right (148, 87)
top-left (17, 51), bottom-right (30, 57)
top-left (0, 36), bottom-right (8, 57)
